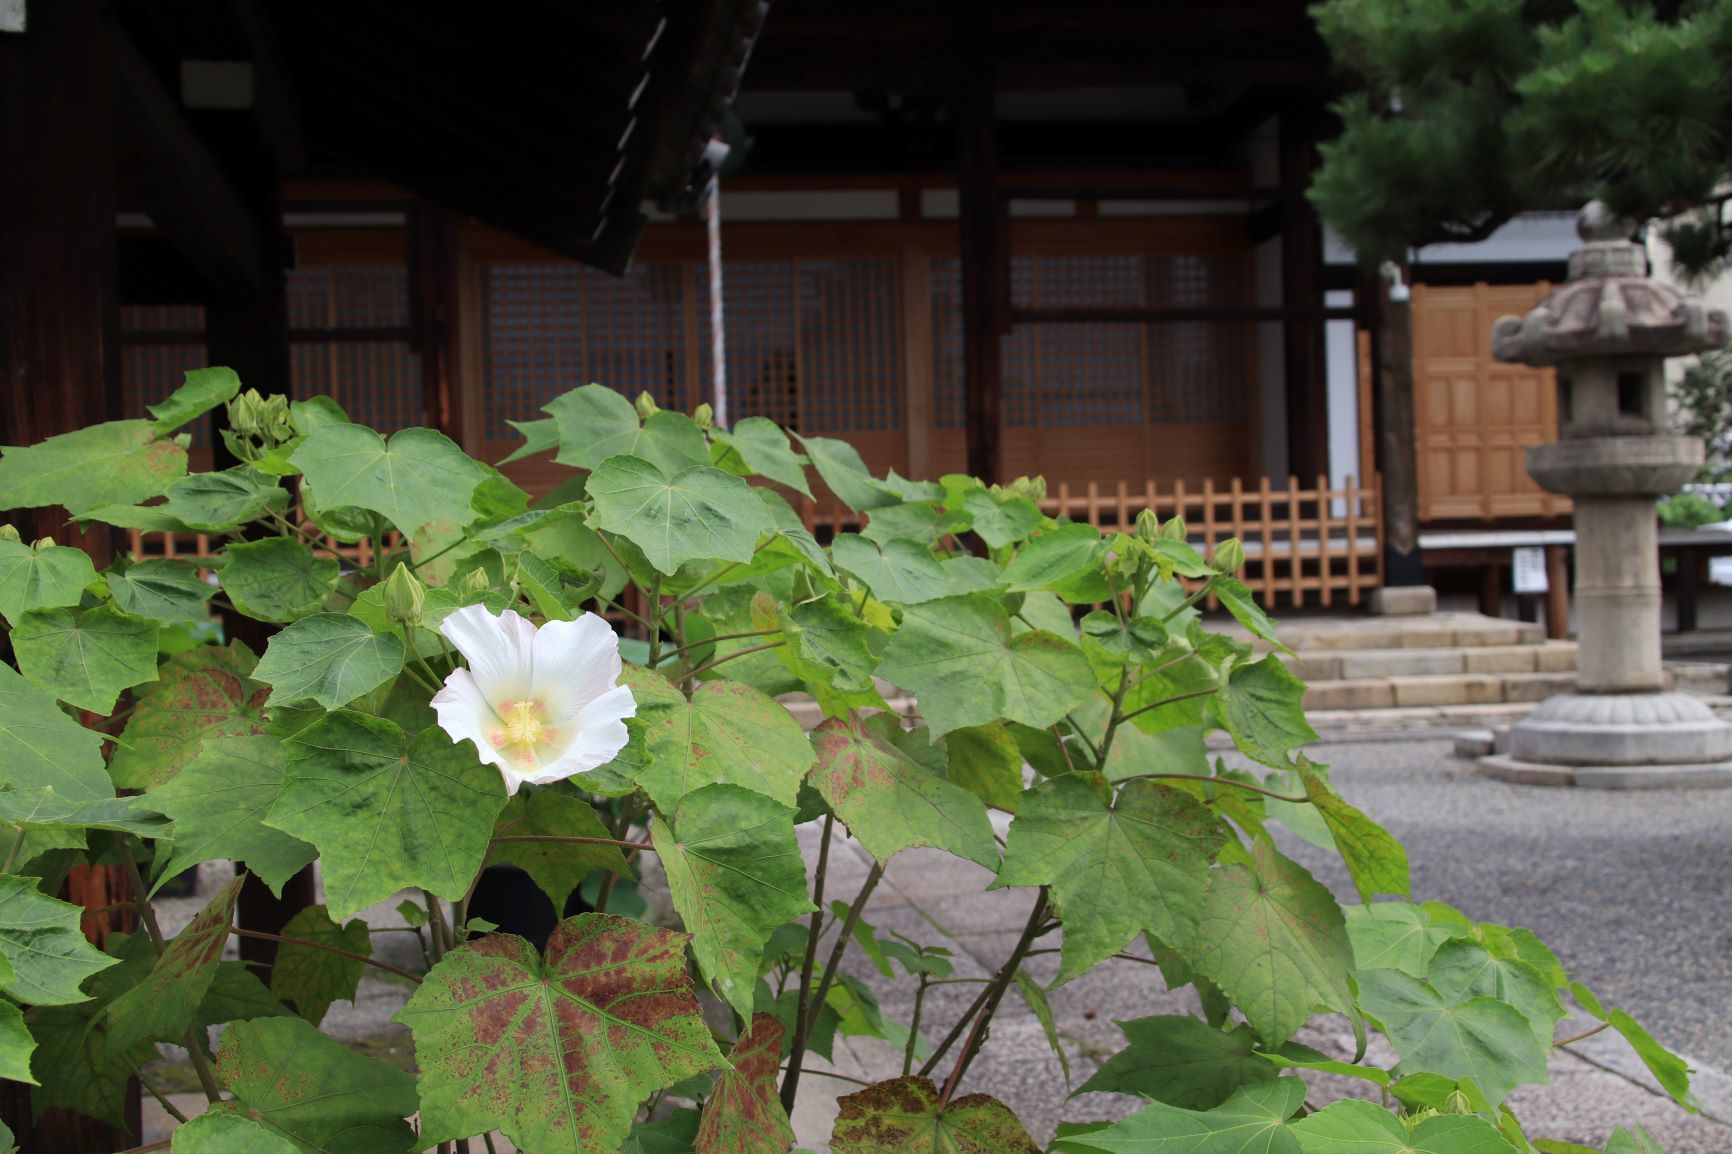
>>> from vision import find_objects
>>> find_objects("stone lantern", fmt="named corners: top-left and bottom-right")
top-left (1479, 202), bottom-right (1732, 787)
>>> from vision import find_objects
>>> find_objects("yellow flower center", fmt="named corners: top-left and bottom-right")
top-left (496, 700), bottom-right (548, 759)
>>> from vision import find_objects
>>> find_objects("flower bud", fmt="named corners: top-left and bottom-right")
top-left (31, 537), bottom-right (55, 551)
top-left (1160, 515), bottom-right (1186, 541)
top-left (635, 391), bottom-right (660, 420)
top-left (458, 566), bottom-right (492, 598)
top-left (1212, 537), bottom-right (1245, 574)
top-left (0, 525), bottom-right (19, 543)
top-left (383, 562), bottom-right (426, 626)
top-left (692, 402), bottom-right (714, 430)
top-left (1444, 1090), bottom-right (1473, 1115)
top-left (1135, 508), bottom-right (1161, 541)
top-left (227, 388), bottom-right (263, 432)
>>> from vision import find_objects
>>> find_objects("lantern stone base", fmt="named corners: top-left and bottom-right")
top-left (1477, 690), bottom-right (1732, 788)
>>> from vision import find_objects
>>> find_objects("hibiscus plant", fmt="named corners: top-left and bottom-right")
top-left (0, 368), bottom-right (1693, 1153)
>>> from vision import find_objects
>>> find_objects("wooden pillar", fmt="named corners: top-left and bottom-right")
top-left (955, 19), bottom-right (1004, 486)
top-left (1280, 110), bottom-right (1329, 481)
top-left (410, 200), bottom-right (462, 437)
top-left (1374, 261), bottom-right (1425, 586)
top-left (0, 2), bottom-right (142, 1146)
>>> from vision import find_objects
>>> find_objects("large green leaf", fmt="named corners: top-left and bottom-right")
top-left (1074, 1016), bottom-right (1277, 1110)
top-left (626, 1111), bottom-right (703, 1154)
top-left (995, 773), bottom-right (1224, 980)
top-left (1212, 578), bottom-right (1287, 652)
top-left (1213, 655), bottom-right (1317, 768)
top-left (291, 423), bottom-right (488, 535)
top-left (11, 603), bottom-right (158, 713)
top-left (942, 722), bottom-right (1026, 812)
top-left (157, 466), bottom-right (288, 532)
top-left (170, 1112), bottom-right (303, 1154)
top-left (1290, 1099), bottom-right (1516, 1153)
top-left (217, 536), bottom-right (340, 623)
top-left (1604, 1127), bottom-right (1669, 1154)
top-left (694, 1013), bottom-right (796, 1154)
top-left (832, 533), bottom-right (950, 605)
top-left (860, 501), bottom-right (971, 548)
top-left (792, 433), bottom-right (898, 512)
top-left (1568, 982), bottom-right (1695, 1111)
top-left (106, 558), bottom-right (215, 625)
top-left (1357, 968), bottom-right (1551, 1105)
top-left (624, 669), bottom-right (814, 811)
top-left (0, 788), bottom-right (167, 839)
top-left (269, 904), bottom-right (371, 1026)
top-left (0, 419), bottom-right (186, 515)
top-left (1298, 760), bottom-right (1408, 901)
top-left (1052, 1078), bottom-right (1306, 1154)
top-left (831, 1076), bottom-right (1040, 1154)
top-left (26, 1003), bottom-right (147, 1127)
top-left (711, 416), bottom-right (812, 496)
top-left (546, 384), bottom-right (709, 473)
top-left (0, 662), bottom-right (111, 799)
top-left (394, 914), bottom-right (726, 1152)
top-left (493, 789), bottom-right (630, 911)
top-left (212, 1015), bottom-right (418, 1151)
top-left (1185, 838), bottom-right (1357, 1047)
top-left (148, 365), bottom-right (241, 432)
top-left (141, 735), bottom-right (316, 898)
top-left (877, 593), bottom-right (1096, 737)
top-left (0, 538), bottom-right (96, 623)
top-left (195, 960), bottom-right (293, 1030)
top-left (1002, 523), bottom-right (1105, 593)
top-left (774, 594), bottom-right (884, 713)
top-left (588, 455), bottom-right (773, 575)
top-left (809, 713), bottom-right (999, 869)
top-left (963, 488), bottom-right (1043, 549)
top-left (105, 874), bottom-right (242, 1052)
top-left (0, 1001), bottom-right (34, 1085)
top-left (1430, 941), bottom-right (1565, 1050)
top-left (268, 712), bottom-right (507, 918)
top-left (109, 642), bottom-right (269, 790)
top-left (653, 785), bottom-right (813, 1017)
top-left (1345, 902), bottom-right (1455, 978)
top-left (252, 613), bottom-right (405, 709)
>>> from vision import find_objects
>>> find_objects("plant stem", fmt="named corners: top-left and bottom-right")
top-left (903, 976), bottom-right (928, 1076)
top-left (918, 980), bottom-right (998, 1077)
top-left (660, 628), bottom-right (781, 663)
top-left (779, 1066), bottom-right (871, 1087)
top-left (802, 862), bottom-right (884, 1049)
top-left (1062, 715), bottom-right (1101, 763)
top-left (131, 1061), bottom-right (189, 1123)
top-left (1113, 772), bottom-right (1310, 803)
top-left (1, 829), bottom-right (24, 875)
top-left (646, 576), bottom-right (664, 667)
top-left (682, 640), bottom-right (785, 682)
top-left (1160, 576), bottom-right (1218, 623)
top-left (1117, 686), bottom-right (1219, 726)
top-left (492, 834), bottom-right (654, 852)
top-left (406, 533), bottom-right (465, 574)
top-left (781, 814), bottom-right (834, 1113)
top-left (683, 560), bottom-right (741, 600)
top-left (1555, 1021), bottom-right (1612, 1047)
top-left (230, 927), bottom-right (423, 984)
top-left (424, 890), bottom-right (450, 965)
top-left (482, 1133), bottom-right (500, 1154)
top-left (1050, 725), bottom-right (1080, 774)
top-left (1093, 668), bottom-right (1133, 771)
top-left (937, 889), bottom-right (1049, 1106)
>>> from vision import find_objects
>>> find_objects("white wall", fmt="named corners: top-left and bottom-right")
top-left (1324, 289), bottom-right (1360, 496)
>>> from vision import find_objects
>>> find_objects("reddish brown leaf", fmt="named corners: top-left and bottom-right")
top-left (103, 873), bottom-right (243, 1051)
top-left (696, 1012), bottom-right (795, 1154)
top-left (109, 642), bottom-right (268, 790)
top-left (831, 1076), bottom-right (1040, 1154)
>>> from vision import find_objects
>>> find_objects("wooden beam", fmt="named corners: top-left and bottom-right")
top-left (1281, 108), bottom-right (1329, 480)
top-left (1375, 262), bottom-right (1425, 585)
top-left (1013, 305), bottom-right (1358, 325)
top-left (230, 0), bottom-right (306, 172)
top-left (956, 15), bottom-right (1004, 485)
top-left (106, 19), bottom-right (264, 296)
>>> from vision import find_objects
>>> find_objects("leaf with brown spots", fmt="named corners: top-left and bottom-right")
top-left (808, 714), bottom-right (998, 869)
top-left (109, 642), bottom-right (269, 790)
top-left (831, 1075), bottom-right (1040, 1154)
top-left (394, 913), bottom-right (726, 1152)
top-left (104, 873), bottom-right (242, 1052)
top-left (269, 904), bottom-right (371, 1026)
top-left (695, 1013), bottom-right (795, 1154)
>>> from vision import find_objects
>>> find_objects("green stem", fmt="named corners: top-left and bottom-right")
top-left (493, 834), bottom-right (653, 851)
top-left (683, 560), bottom-right (741, 599)
top-left (802, 862), bottom-right (885, 1048)
top-left (406, 533), bottom-right (465, 574)
top-left (424, 890), bottom-right (450, 964)
top-left (903, 976), bottom-right (928, 1076)
top-left (781, 814), bottom-right (834, 1113)
top-left (1063, 715), bottom-right (1101, 763)
top-left (1094, 668), bottom-right (1133, 772)
top-left (1, 829), bottom-right (24, 875)
top-left (1117, 686), bottom-right (1219, 727)
top-left (938, 889), bottom-right (1049, 1106)
top-left (1160, 576), bottom-right (1218, 623)
top-left (1114, 772), bottom-right (1309, 804)
top-left (131, 1061), bottom-right (190, 1123)
top-left (646, 576), bottom-right (664, 667)
top-left (683, 641), bottom-right (786, 682)
top-left (659, 628), bottom-right (781, 663)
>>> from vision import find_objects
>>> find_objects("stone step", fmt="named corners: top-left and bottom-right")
top-left (1287, 641), bottom-right (1578, 682)
top-left (1226, 611), bottom-right (1548, 654)
top-left (1303, 666), bottom-right (1730, 712)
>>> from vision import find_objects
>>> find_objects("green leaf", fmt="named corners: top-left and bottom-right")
top-left (1346, 902), bottom-right (1455, 977)
top-left (0, 788), bottom-right (167, 839)
top-left (1605, 1127), bottom-right (1669, 1154)
top-left (26, 1003), bottom-right (147, 1127)
top-left (942, 723), bottom-right (1026, 812)
top-left (148, 365), bottom-right (242, 431)
top-left (626, 1110), bottom-right (703, 1153)
top-left (0, 538), bottom-right (96, 623)
top-left (694, 1013), bottom-right (797, 1154)
top-left (1297, 760), bottom-right (1409, 900)
top-left (1002, 523), bottom-right (1104, 593)
top-left (809, 713), bottom-right (999, 869)
top-left (588, 455), bottom-right (774, 575)
top-left (156, 466), bottom-right (287, 532)
top-left (1014, 968), bottom-right (1073, 1089)
top-left (0, 419), bottom-right (187, 515)
top-left (1290, 1099), bottom-right (1518, 1153)
top-left (1213, 655), bottom-right (1317, 768)
top-left (501, 416), bottom-right (560, 464)
top-left (1357, 968), bottom-right (1551, 1105)
top-left (492, 789), bottom-right (629, 911)
top-left (1075, 1016), bottom-right (1276, 1109)
top-left (213, 1015), bottom-right (418, 1151)
top-left (195, 960), bottom-right (293, 1029)
top-left (218, 536), bottom-right (340, 623)
top-left (654, 785), bottom-right (813, 1018)
top-left (12, 603), bottom-right (158, 714)
top-left (395, 913), bottom-right (726, 1152)
top-left (0, 1001), bottom-right (35, 1085)
top-left (267, 713), bottom-right (505, 918)
top-left (170, 1112), bottom-right (303, 1154)
top-left (877, 593), bottom-right (1096, 738)
top-left (0, 662), bottom-right (111, 799)
top-left (995, 773), bottom-right (1224, 980)
top-left (252, 613), bottom-right (405, 709)
top-left (831, 1075), bottom-right (1041, 1153)
top-left (292, 423), bottom-right (488, 535)
top-left (1430, 940), bottom-right (1565, 1050)
top-left (141, 735), bottom-right (316, 898)
top-left (269, 904), bottom-right (370, 1026)
top-left (1186, 837), bottom-right (1357, 1047)
top-left (792, 433), bottom-right (898, 512)
top-left (106, 558), bottom-right (214, 625)
top-left (962, 489), bottom-right (1042, 548)
top-left (625, 670), bottom-right (814, 811)
top-left (775, 594), bottom-right (884, 712)
top-left (105, 874), bottom-right (242, 1052)
top-left (832, 534), bottom-right (950, 605)
top-left (1567, 982), bottom-right (1695, 1111)
top-left (109, 642), bottom-right (269, 790)
top-left (712, 416), bottom-right (812, 497)
top-left (1051, 1078), bottom-right (1306, 1154)
top-left (861, 501), bottom-right (971, 549)
top-left (546, 384), bottom-right (708, 473)
top-left (1213, 577), bottom-right (1288, 653)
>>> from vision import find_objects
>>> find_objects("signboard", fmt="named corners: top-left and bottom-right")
top-left (1512, 546), bottom-right (1548, 594)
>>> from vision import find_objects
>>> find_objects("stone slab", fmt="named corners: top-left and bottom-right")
top-left (1338, 648), bottom-right (1465, 679)
top-left (1368, 584), bottom-right (1438, 616)
top-left (1390, 674), bottom-right (1505, 708)
top-left (1453, 729), bottom-right (1496, 758)
top-left (1478, 752), bottom-right (1732, 789)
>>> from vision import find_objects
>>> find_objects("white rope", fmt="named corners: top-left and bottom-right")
top-left (706, 174), bottom-right (728, 429)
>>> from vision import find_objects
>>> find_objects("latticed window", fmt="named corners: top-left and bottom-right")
top-left (121, 305), bottom-right (208, 420)
top-left (481, 262), bottom-right (688, 440)
top-left (289, 267), bottom-right (423, 433)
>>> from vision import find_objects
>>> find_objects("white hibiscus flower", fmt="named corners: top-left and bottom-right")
top-left (431, 604), bottom-right (636, 795)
